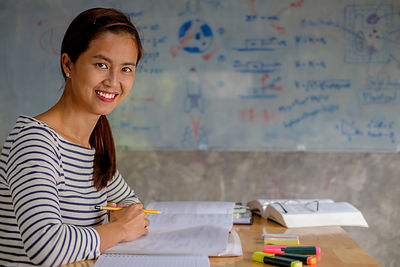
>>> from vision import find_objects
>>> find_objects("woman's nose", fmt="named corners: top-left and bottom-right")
top-left (105, 69), bottom-right (119, 88)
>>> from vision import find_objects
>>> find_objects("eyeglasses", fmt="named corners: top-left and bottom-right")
top-left (271, 200), bottom-right (320, 214)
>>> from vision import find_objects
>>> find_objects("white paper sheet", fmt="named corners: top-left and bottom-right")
top-left (94, 254), bottom-right (210, 267)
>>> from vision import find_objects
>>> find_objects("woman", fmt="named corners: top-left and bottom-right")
top-left (0, 8), bottom-right (149, 266)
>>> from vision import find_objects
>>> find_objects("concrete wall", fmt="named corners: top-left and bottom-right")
top-left (117, 150), bottom-right (399, 267)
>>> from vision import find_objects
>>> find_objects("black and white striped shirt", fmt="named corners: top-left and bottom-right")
top-left (0, 116), bottom-right (139, 266)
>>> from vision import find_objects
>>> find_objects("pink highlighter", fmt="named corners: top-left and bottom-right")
top-left (264, 245), bottom-right (321, 255)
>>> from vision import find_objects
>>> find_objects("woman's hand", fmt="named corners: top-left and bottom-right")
top-left (107, 201), bottom-right (126, 223)
top-left (94, 202), bottom-right (150, 251)
top-left (108, 202), bottom-right (150, 242)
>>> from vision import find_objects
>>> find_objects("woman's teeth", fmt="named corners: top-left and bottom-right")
top-left (96, 91), bottom-right (116, 99)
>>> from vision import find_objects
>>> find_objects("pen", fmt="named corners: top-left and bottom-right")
top-left (94, 206), bottom-right (162, 214)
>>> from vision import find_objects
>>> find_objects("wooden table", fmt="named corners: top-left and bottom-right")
top-left (210, 216), bottom-right (380, 266)
top-left (62, 216), bottom-right (380, 267)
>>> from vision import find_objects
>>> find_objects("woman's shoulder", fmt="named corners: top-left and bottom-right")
top-left (7, 115), bottom-right (61, 146)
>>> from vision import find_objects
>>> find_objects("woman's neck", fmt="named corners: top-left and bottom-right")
top-left (35, 96), bottom-right (99, 148)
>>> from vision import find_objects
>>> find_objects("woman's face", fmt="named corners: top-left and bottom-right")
top-left (65, 31), bottom-right (138, 116)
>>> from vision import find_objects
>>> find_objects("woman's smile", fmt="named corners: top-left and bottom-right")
top-left (95, 90), bottom-right (118, 102)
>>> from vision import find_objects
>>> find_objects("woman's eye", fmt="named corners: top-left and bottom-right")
top-left (122, 67), bottom-right (132, 73)
top-left (96, 63), bottom-right (108, 69)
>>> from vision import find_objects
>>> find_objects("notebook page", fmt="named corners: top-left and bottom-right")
top-left (146, 201), bottom-right (235, 214)
top-left (95, 254), bottom-right (210, 267)
top-left (147, 213), bottom-right (233, 231)
top-left (105, 225), bottom-right (229, 255)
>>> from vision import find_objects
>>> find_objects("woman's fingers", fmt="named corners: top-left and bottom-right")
top-left (107, 202), bottom-right (117, 207)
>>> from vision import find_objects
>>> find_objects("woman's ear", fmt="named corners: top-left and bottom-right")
top-left (61, 53), bottom-right (73, 77)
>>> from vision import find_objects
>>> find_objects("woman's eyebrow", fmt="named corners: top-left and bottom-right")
top-left (92, 54), bottom-right (136, 66)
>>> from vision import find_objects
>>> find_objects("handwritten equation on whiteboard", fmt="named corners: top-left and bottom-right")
top-left (4, 0), bottom-right (400, 152)
top-left (109, 0), bottom-right (400, 151)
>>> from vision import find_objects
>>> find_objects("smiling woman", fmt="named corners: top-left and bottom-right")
top-left (0, 8), bottom-right (149, 266)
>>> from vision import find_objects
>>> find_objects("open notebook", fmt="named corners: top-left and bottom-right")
top-left (95, 254), bottom-right (210, 267)
top-left (247, 199), bottom-right (368, 228)
top-left (104, 201), bottom-right (242, 256)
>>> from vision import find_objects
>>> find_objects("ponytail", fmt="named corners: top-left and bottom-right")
top-left (90, 115), bottom-right (116, 190)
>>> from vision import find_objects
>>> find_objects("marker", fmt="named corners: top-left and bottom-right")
top-left (262, 233), bottom-right (297, 239)
top-left (264, 237), bottom-right (300, 246)
top-left (252, 252), bottom-right (303, 267)
top-left (95, 206), bottom-right (161, 214)
top-left (264, 246), bottom-right (321, 255)
top-left (263, 249), bottom-right (317, 265)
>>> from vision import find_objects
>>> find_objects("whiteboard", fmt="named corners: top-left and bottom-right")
top-left (1, 0), bottom-right (399, 152)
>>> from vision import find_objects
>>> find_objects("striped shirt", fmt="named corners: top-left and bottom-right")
top-left (0, 116), bottom-right (140, 266)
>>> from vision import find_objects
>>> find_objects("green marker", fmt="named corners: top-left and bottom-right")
top-left (252, 252), bottom-right (303, 267)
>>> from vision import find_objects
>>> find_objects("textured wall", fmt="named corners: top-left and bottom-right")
top-left (117, 151), bottom-right (399, 267)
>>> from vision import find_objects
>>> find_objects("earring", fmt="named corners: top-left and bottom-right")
top-left (66, 73), bottom-right (71, 78)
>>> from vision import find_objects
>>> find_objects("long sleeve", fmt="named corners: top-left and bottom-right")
top-left (106, 170), bottom-right (140, 205)
top-left (3, 121), bottom-right (100, 266)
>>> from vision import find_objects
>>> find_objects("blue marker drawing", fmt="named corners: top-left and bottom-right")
top-left (181, 126), bottom-right (208, 149)
top-left (295, 60), bottom-right (327, 69)
top-left (278, 94), bottom-right (329, 112)
top-left (368, 119), bottom-right (394, 130)
top-left (344, 4), bottom-right (393, 63)
top-left (365, 73), bottom-right (400, 88)
top-left (295, 35), bottom-right (327, 45)
top-left (358, 88), bottom-right (398, 104)
top-left (233, 60), bottom-right (281, 73)
top-left (178, 19), bottom-right (214, 53)
top-left (336, 120), bottom-right (363, 141)
top-left (283, 105), bottom-right (339, 128)
top-left (125, 11), bottom-right (144, 19)
top-left (182, 0), bottom-right (200, 15)
top-left (179, 0), bottom-right (223, 16)
top-left (367, 120), bottom-right (396, 143)
top-left (234, 37), bottom-right (287, 52)
top-left (367, 131), bottom-right (396, 143)
top-left (143, 35), bottom-right (167, 48)
top-left (240, 76), bottom-right (281, 99)
top-left (184, 68), bottom-right (205, 114)
top-left (295, 79), bottom-right (351, 92)
top-left (300, 17), bottom-right (341, 28)
top-left (336, 119), bottom-right (396, 143)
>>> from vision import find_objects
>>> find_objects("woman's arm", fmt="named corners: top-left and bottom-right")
top-left (96, 170), bottom-right (150, 251)
top-left (94, 203), bottom-right (149, 252)
top-left (6, 127), bottom-right (99, 266)
top-left (106, 170), bottom-right (140, 205)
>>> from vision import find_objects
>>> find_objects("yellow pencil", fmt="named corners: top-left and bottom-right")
top-left (95, 206), bottom-right (161, 214)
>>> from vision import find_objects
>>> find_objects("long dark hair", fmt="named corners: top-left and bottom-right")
top-left (61, 8), bottom-right (143, 190)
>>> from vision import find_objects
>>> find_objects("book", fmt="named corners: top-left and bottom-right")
top-left (94, 254), bottom-right (210, 267)
top-left (233, 203), bottom-right (253, 225)
top-left (233, 209), bottom-right (253, 225)
top-left (104, 201), bottom-right (242, 257)
top-left (247, 199), bottom-right (368, 228)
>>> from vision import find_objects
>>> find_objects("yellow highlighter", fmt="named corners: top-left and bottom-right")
top-left (252, 251), bottom-right (303, 267)
top-left (95, 206), bottom-right (161, 214)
